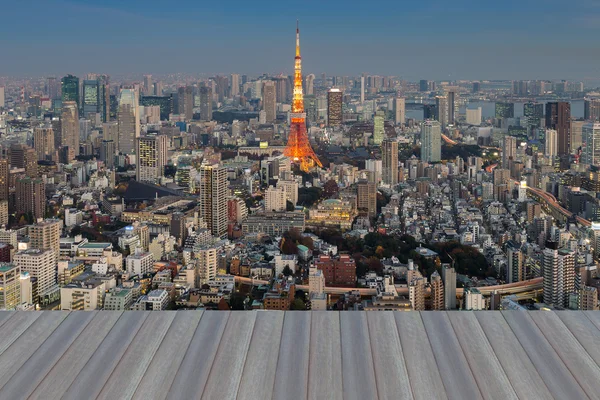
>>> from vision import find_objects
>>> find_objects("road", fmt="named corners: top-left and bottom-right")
top-left (526, 185), bottom-right (591, 227)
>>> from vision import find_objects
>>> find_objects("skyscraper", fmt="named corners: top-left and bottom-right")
top-left (523, 102), bottom-right (544, 135)
top-left (357, 180), bottom-right (377, 218)
top-left (230, 74), bottom-right (240, 97)
top-left (143, 75), bottom-right (153, 96)
top-left (542, 244), bottom-right (575, 308)
top-left (305, 74), bottom-right (315, 96)
top-left (421, 120), bottom-right (441, 163)
top-left (136, 135), bottom-right (168, 183)
top-left (506, 241), bottom-right (524, 283)
top-left (34, 125), bottom-right (55, 161)
top-left (382, 139), bottom-right (398, 186)
top-left (61, 75), bottom-right (79, 105)
top-left (435, 96), bottom-right (447, 128)
top-left (177, 86), bottom-right (194, 121)
top-left (47, 77), bottom-right (59, 100)
top-left (442, 265), bottom-right (457, 310)
top-left (394, 97), bottom-right (405, 126)
top-left (372, 110), bottom-right (385, 145)
top-left (546, 102), bottom-right (571, 155)
top-left (0, 160), bottom-right (7, 203)
top-left (360, 76), bottom-right (365, 103)
top-left (263, 81), bottom-right (277, 123)
top-left (0, 86), bottom-right (4, 109)
top-left (327, 88), bottom-right (343, 126)
top-left (430, 271), bottom-right (444, 310)
top-left (584, 99), bottom-right (600, 121)
top-left (200, 86), bottom-right (212, 121)
top-left (61, 101), bottom-right (80, 158)
top-left (495, 102), bottom-right (514, 119)
top-left (82, 77), bottom-right (109, 122)
top-left (15, 177), bottom-right (46, 221)
top-left (502, 135), bottom-right (517, 169)
top-left (446, 89), bottom-right (456, 125)
top-left (545, 129), bottom-right (558, 159)
top-left (10, 144), bottom-right (37, 178)
top-left (419, 80), bottom-right (429, 92)
top-left (582, 123), bottom-right (600, 166)
top-left (199, 164), bottom-right (228, 238)
top-left (100, 140), bottom-right (116, 169)
top-left (117, 88), bottom-right (139, 154)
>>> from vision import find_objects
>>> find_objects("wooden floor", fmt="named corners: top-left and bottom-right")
top-left (0, 310), bottom-right (599, 399)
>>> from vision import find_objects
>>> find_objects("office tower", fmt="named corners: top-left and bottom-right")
top-left (177, 86), bottom-right (194, 120)
top-left (542, 244), bottom-right (575, 308)
top-left (61, 101), bottom-right (80, 158)
top-left (430, 271), bottom-right (444, 310)
top-left (421, 120), bottom-right (441, 163)
top-left (502, 135), bottom-right (517, 169)
top-left (585, 99), bottom-right (600, 121)
top-left (100, 140), bottom-right (116, 169)
top-left (199, 164), bottom-right (228, 238)
top-left (523, 102), bottom-right (544, 135)
top-left (512, 80), bottom-right (529, 96)
top-left (466, 107), bottom-right (482, 125)
top-left (14, 249), bottom-right (56, 302)
top-left (214, 75), bottom-right (229, 102)
top-left (143, 75), bottom-right (152, 96)
top-left (305, 74), bottom-right (315, 96)
top-left (419, 80), bottom-right (428, 92)
top-left (82, 77), bottom-right (109, 122)
top-left (582, 123), bottom-right (600, 166)
top-left (373, 110), bottom-right (385, 145)
top-left (435, 96), bottom-right (447, 127)
top-left (546, 102), bottom-right (571, 155)
top-left (545, 129), bottom-right (558, 159)
top-left (327, 88), bottom-right (343, 126)
top-left (571, 120), bottom-right (584, 152)
top-left (117, 88), bottom-right (139, 154)
top-left (15, 177), bottom-right (45, 221)
top-left (136, 135), bottom-right (168, 183)
top-left (263, 81), bottom-right (277, 123)
top-left (442, 265), bottom-right (457, 309)
top-left (0, 160), bottom-right (7, 202)
top-left (34, 126), bottom-right (55, 161)
top-left (495, 102), bottom-right (514, 119)
top-left (10, 144), bottom-right (37, 178)
top-left (61, 74), bottom-right (79, 105)
top-left (357, 180), bottom-right (377, 217)
top-left (446, 89), bottom-right (456, 125)
top-left (472, 81), bottom-right (481, 93)
top-left (103, 121), bottom-right (119, 150)
top-left (394, 97), bottom-right (405, 125)
top-left (0, 263), bottom-right (21, 310)
top-left (47, 77), bottom-right (59, 100)
top-left (265, 185), bottom-right (287, 212)
top-left (230, 74), bottom-right (240, 97)
top-left (154, 81), bottom-right (164, 96)
top-left (0, 86), bottom-right (4, 109)
top-left (423, 104), bottom-right (436, 120)
top-left (382, 139), bottom-right (398, 186)
top-left (283, 24), bottom-right (322, 172)
top-left (360, 76), bottom-right (365, 103)
top-left (200, 86), bottom-right (213, 121)
top-left (506, 241), bottom-right (524, 283)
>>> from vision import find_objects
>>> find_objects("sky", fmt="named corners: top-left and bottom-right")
top-left (2, 0), bottom-right (600, 81)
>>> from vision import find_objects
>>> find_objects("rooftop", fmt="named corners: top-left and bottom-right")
top-left (79, 243), bottom-right (112, 249)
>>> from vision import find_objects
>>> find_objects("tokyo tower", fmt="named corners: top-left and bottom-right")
top-left (284, 22), bottom-right (323, 172)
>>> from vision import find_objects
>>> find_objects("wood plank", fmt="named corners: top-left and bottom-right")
top-left (394, 312), bottom-right (447, 400)
top-left (0, 311), bottom-right (96, 399)
top-left (167, 311), bottom-right (230, 400)
top-left (307, 311), bottom-right (343, 400)
top-left (237, 311), bottom-right (285, 400)
top-left (501, 311), bottom-right (588, 400)
top-left (61, 311), bottom-right (149, 400)
top-left (97, 311), bottom-right (177, 400)
top-left (340, 312), bottom-right (378, 400)
top-left (446, 312), bottom-right (518, 400)
top-left (132, 311), bottom-right (203, 400)
top-left (201, 312), bottom-right (257, 400)
top-left (272, 312), bottom-right (311, 400)
top-left (0, 311), bottom-right (41, 356)
top-left (557, 311), bottom-right (600, 366)
top-left (366, 312), bottom-right (413, 400)
top-left (0, 311), bottom-right (69, 390)
top-left (29, 312), bottom-right (123, 400)
top-left (473, 312), bottom-right (553, 400)
top-left (420, 312), bottom-right (482, 400)
top-left (529, 311), bottom-right (600, 400)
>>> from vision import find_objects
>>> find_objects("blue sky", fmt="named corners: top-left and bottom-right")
top-left (2, 0), bottom-right (600, 81)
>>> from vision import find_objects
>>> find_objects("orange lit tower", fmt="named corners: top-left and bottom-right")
top-left (284, 22), bottom-right (322, 172)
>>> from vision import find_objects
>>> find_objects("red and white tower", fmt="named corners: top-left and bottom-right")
top-left (284, 22), bottom-right (322, 172)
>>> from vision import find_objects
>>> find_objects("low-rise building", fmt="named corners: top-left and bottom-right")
top-left (60, 279), bottom-right (106, 311)
top-left (104, 288), bottom-right (134, 311)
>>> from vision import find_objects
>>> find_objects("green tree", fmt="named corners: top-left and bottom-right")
top-left (291, 298), bottom-right (306, 310)
top-left (282, 265), bottom-right (294, 277)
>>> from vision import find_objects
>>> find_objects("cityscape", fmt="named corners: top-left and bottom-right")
top-left (1, 3), bottom-right (600, 397)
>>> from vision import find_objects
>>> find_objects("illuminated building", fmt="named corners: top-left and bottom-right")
top-left (136, 135), bottom-right (168, 183)
top-left (283, 22), bottom-right (322, 172)
top-left (307, 199), bottom-right (357, 231)
top-left (327, 88), bottom-right (343, 126)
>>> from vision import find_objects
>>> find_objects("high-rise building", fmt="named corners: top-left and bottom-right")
top-left (263, 81), bottom-right (277, 123)
top-left (265, 186), bottom-right (287, 212)
top-left (200, 86), bottom-right (212, 121)
top-left (584, 99), bottom-right (600, 121)
top-left (28, 219), bottom-right (62, 259)
top-left (61, 75), bottom-right (79, 105)
top-left (466, 107), bottom-right (482, 125)
top-left (571, 120), bottom-right (584, 152)
top-left (446, 89), bottom-right (456, 125)
top-left (506, 241), bottom-right (524, 283)
top-left (82, 77), bottom-right (109, 122)
top-left (382, 139), bottom-right (398, 186)
top-left (546, 102), bottom-right (571, 155)
top-left (100, 140), bottom-right (116, 169)
top-left (14, 249), bottom-right (56, 303)
top-left (430, 271), bottom-right (444, 310)
top-left (0, 160), bottom-right (7, 202)
top-left (442, 265), bottom-right (456, 309)
top-left (327, 88), bottom-right (343, 126)
top-left (177, 86), bottom-right (194, 120)
top-left (502, 135), bottom-right (517, 169)
top-left (421, 120), bottom-right (441, 163)
top-left (523, 102), bottom-right (544, 135)
top-left (305, 74), bottom-right (315, 96)
top-left (582, 122), bottom-right (600, 166)
top-left (15, 177), bottom-right (46, 221)
top-left (357, 180), bottom-right (377, 218)
top-left (230, 74), bottom-right (240, 97)
top-left (61, 101), bottom-right (79, 157)
top-left (0, 263), bottom-right (21, 310)
top-left (117, 88), bottom-right (139, 154)
top-left (10, 144), bottom-right (38, 177)
top-left (34, 125), bottom-right (55, 161)
top-left (394, 97), bottom-right (405, 125)
top-left (472, 81), bottom-right (481, 93)
top-left (143, 75), bottom-right (153, 96)
top-left (47, 77), bottom-right (59, 100)
top-left (542, 243), bottom-right (575, 308)
top-left (136, 135), bottom-right (168, 183)
top-left (545, 129), bottom-right (558, 159)
top-left (196, 246), bottom-right (217, 286)
top-left (0, 86), bottom-right (4, 109)
top-left (199, 164), bottom-right (228, 238)
top-left (435, 96), bottom-right (447, 128)
top-left (373, 110), bottom-right (385, 145)
top-left (409, 277), bottom-right (425, 311)
top-left (495, 102), bottom-right (514, 119)
top-left (463, 287), bottom-right (485, 310)
top-left (419, 80), bottom-right (429, 92)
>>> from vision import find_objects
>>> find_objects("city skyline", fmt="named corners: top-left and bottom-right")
top-left (2, 0), bottom-right (600, 81)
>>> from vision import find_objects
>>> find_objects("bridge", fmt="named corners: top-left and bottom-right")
top-left (526, 186), bottom-right (591, 227)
